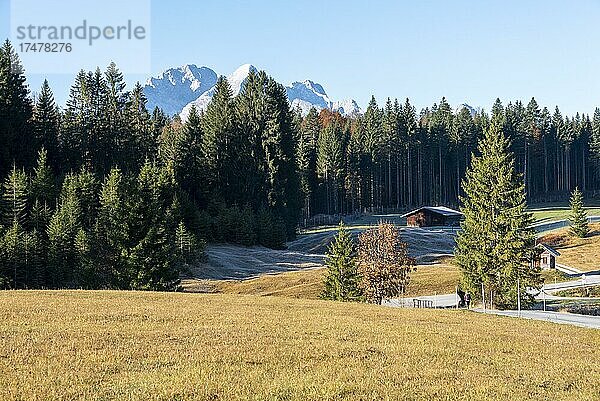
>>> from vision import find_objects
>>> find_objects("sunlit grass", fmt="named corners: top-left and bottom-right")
top-left (538, 223), bottom-right (600, 272)
top-left (210, 261), bottom-right (461, 299)
top-left (1, 291), bottom-right (599, 400)
top-left (529, 203), bottom-right (600, 223)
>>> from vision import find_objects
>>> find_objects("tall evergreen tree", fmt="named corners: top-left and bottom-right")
top-left (455, 123), bottom-right (540, 309)
top-left (33, 80), bottom-right (60, 169)
top-left (47, 174), bottom-right (83, 288)
top-left (0, 40), bottom-right (33, 177)
top-left (94, 167), bottom-right (128, 287)
top-left (30, 148), bottom-right (55, 208)
top-left (297, 108), bottom-right (320, 219)
top-left (123, 82), bottom-right (153, 170)
top-left (202, 76), bottom-right (234, 195)
top-left (2, 165), bottom-right (28, 227)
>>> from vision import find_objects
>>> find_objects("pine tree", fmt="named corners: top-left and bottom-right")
top-left (317, 121), bottom-right (345, 215)
top-left (455, 123), bottom-right (540, 309)
top-left (202, 76), bottom-right (233, 194)
top-left (126, 161), bottom-right (180, 291)
top-left (104, 62), bottom-right (127, 168)
top-left (0, 40), bottom-right (33, 177)
top-left (2, 164), bottom-right (28, 227)
top-left (30, 148), bottom-right (55, 207)
top-left (124, 82), bottom-right (153, 170)
top-left (297, 108), bottom-right (320, 218)
top-left (180, 105), bottom-right (204, 197)
top-left (75, 168), bottom-right (99, 230)
top-left (256, 207), bottom-right (285, 249)
top-left (25, 228), bottom-right (45, 288)
top-left (47, 174), bottom-right (83, 288)
top-left (569, 187), bottom-right (589, 238)
top-left (59, 70), bottom-right (88, 170)
top-left (321, 222), bottom-right (362, 301)
top-left (0, 222), bottom-right (24, 288)
top-left (362, 96), bottom-right (383, 210)
top-left (175, 220), bottom-right (201, 271)
top-left (33, 80), bottom-right (60, 169)
top-left (261, 77), bottom-right (301, 239)
top-left (94, 167), bottom-right (129, 287)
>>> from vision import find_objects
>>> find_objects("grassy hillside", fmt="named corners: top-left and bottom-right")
top-left (1, 291), bottom-right (599, 400)
top-left (185, 261), bottom-right (461, 299)
top-left (539, 223), bottom-right (600, 272)
top-left (529, 203), bottom-right (600, 223)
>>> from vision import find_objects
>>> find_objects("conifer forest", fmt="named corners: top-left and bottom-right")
top-left (1, 39), bottom-right (600, 290)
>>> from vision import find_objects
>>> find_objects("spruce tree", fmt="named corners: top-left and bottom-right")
top-left (1, 222), bottom-right (24, 288)
top-left (33, 80), bottom-right (60, 169)
top-left (321, 222), bottom-right (362, 301)
top-left (455, 123), bottom-right (540, 309)
top-left (25, 229), bottom-right (45, 288)
top-left (2, 164), bottom-right (28, 227)
top-left (0, 40), bottom-right (33, 177)
top-left (180, 105), bottom-right (204, 197)
top-left (59, 70), bottom-right (88, 170)
top-left (201, 76), bottom-right (233, 194)
top-left (317, 121), bottom-right (345, 215)
top-left (126, 161), bottom-right (180, 291)
top-left (124, 82), bottom-right (153, 170)
top-left (94, 167), bottom-right (129, 287)
top-left (262, 76), bottom-right (301, 239)
top-left (569, 187), bottom-right (589, 238)
top-left (47, 174), bottom-right (83, 288)
top-left (297, 108), bottom-right (320, 218)
top-left (175, 220), bottom-right (201, 271)
top-left (30, 148), bottom-right (55, 208)
top-left (75, 168), bottom-right (99, 230)
top-left (104, 62), bottom-right (127, 168)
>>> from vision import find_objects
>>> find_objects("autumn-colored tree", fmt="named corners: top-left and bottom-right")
top-left (357, 222), bottom-right (415, 304)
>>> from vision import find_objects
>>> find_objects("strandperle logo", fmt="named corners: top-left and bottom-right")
top-left (10, 0), bottom-right (151, 74)
top-left (15, 20), bottom-right (147, 46)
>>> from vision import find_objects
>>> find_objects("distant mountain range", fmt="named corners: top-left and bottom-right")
top-left (143, 63), bottom-right (362, 121)
top-left (143, 64), bottom-right (481, 122)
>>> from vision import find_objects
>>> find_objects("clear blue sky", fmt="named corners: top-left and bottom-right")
top-left (2, 0), bottom-right (600, 115)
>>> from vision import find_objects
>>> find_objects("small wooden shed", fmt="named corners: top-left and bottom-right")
top-left (401, 206), bottom-right (463, 227)
top-left (535, 243), bottom-right (560, 270)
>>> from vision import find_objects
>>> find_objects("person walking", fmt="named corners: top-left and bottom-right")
top-left (465, 292), bottom-right (471, 309)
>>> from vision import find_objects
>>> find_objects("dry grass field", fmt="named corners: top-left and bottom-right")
top-left (538, 223), bottom-right (600, 272)
top-left (184, 261), bottom-right (462, 299)
top-left (1, 291), bottom-right (599, 401)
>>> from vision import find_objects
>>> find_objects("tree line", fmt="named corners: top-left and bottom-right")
top-left (2, 35), bottom-right (600, 290)
top-left (299, 96), bottom-right (600, 220)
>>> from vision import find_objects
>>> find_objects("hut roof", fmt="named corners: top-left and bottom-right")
top-left (401, 206), bottom-right (463, 218)
top-left (537, 243), bottom-right (561, 257)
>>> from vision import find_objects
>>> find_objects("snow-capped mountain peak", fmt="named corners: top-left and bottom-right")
top-left (146, 63), bottom-right (362, 120)
top-left (144, 64), bottom-right (217, 115)
top-left (228, 64), bottom-right (257, 96)
top-left (286, 80), bottom-right (361, 117)
top-left (455, 103), bottom-right (480, 117)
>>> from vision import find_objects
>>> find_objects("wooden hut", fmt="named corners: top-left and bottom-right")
top-left (401, 206), bottom-right (463, 227)
top-left (535, 243), bottom-right (560, 270)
